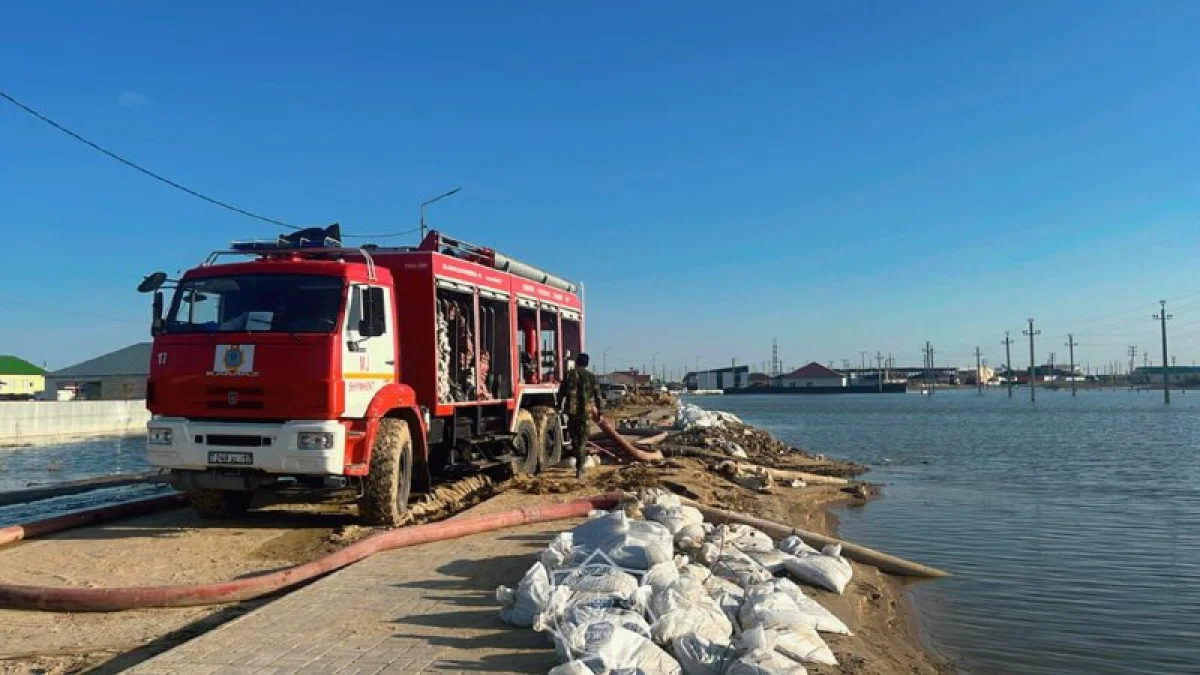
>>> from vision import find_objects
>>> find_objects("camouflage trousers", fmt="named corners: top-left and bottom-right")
top-left (567, 414), bottom-right (589, 474)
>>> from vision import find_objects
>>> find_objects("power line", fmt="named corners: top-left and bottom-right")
top-left (0, 88), bottom-right (303, 231)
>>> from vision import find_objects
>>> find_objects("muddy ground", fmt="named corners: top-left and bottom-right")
top-left (0, 401), bottom-right (951, 674)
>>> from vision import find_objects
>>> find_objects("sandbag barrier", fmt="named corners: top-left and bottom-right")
top-left (0, 492), bottom-right (624, 612)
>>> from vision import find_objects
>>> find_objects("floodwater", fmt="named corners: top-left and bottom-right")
top-left (0, 434), bottom-right (162, 527)
top-left (696, 390), bottom-right (1200, 674)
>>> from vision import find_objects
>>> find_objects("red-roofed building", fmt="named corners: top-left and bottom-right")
top-left (775, 362), bottom-right (847, 388)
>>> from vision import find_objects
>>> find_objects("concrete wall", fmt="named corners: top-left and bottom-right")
top-left (0, 400), bottom-right (150, 442)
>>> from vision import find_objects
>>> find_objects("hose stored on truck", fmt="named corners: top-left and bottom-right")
top-left (0, 492), bottom-right (624, 612)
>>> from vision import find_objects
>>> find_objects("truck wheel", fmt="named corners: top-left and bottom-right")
top-left (511, 409), bottom-right (540, 475)
top-left (359, 418), bottom-right (414, 527)
top-left (189, 489), bottom-right (254, 519)
top-left (531, 406), bottom-right (563, 469)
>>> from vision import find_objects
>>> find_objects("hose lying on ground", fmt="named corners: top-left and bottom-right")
top-left (0, 494), bottom-right (189, 547)
top-left (0, 472), bottom-right (170, 507)
top-left (684, 499), bottom-right (952, 579)
top-left (596, 417), bottom-right (664, 462)
top-left (0, 492), bottom-right (624, 612)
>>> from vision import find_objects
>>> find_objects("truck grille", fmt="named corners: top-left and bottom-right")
top-left (204, 434), bottom-right (271, 447)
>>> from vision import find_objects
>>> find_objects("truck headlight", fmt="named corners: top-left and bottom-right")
top-left (148, 428), bottom-right (173, 445)
top-left (298, 432), bottom-right (335, 451)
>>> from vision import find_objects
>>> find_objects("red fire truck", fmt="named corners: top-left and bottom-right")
top-left (139, 225), bottom-right (583, 525)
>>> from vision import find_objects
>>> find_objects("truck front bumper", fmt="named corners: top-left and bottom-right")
top-left (146, 417), bottom-right (346, 476)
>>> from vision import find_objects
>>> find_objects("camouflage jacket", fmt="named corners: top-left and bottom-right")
top-left (558, 367), bottom-right (601, 417)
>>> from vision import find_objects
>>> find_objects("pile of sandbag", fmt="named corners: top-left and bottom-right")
top-left (676, 404), bottom-right (743, 431)
top-left (496, 489), bottom-right (856, 674)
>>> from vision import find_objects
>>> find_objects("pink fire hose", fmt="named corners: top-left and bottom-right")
top-left (0, 494), bottom-right (189, 547)
top-left (596, 416), bottom-right (664, 463)
top-left (0, 492), bottom-right (623, 612)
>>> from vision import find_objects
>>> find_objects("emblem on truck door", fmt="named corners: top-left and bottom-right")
top-left (227, 391), bottom-right (239, 406)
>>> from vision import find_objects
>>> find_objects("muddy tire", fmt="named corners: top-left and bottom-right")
top-left (531, 406), bottom-right (564, 469)
top-left (510, 409), bottom-right (541, 475)
top-left (359, 417), bottom-right (414, 527)
top-left (189, 489), bottom-right (254, 519)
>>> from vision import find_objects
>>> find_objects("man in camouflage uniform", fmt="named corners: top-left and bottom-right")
top-left (557, 353), bottom-right (601, 479)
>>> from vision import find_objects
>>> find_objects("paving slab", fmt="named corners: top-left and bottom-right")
top-left (128, 514), bottom-right (577, 674)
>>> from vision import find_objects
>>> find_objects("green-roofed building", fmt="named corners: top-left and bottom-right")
top-left (0, 355), bottom-right (47, 399)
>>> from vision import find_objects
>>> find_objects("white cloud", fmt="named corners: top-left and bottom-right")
top-left (118, 91), bottom-right (148, 108)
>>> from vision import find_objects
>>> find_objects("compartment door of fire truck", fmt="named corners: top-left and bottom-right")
top-left (342, 283), bottom-right (396, 418)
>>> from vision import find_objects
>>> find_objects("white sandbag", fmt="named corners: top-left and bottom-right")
top-left (739, 587), bottom-right (837, 666)
top-left (496, 561), bottom-right (551, 627)
top-left (712, 524), bottom-right (775, 554)
top-left (639, 487), bottom-right (683, 509)
top-left (542, 532), bottom-right (575, 570)
top-left (710, 548), bottom-right (774, 588)
top-left (674, 523), bottom-right (706, 550)
top-left (773, 627), bottom-right (837, 667)
top-left (549, 660), bottom-right (595, 675)
top-left (739, 586), bottom-right (812, 633)
top-left (648, 577), bottom-right (708, 618)
top-left (569, 511), bottom-right (674, 570)
top-left (781, 544), bottom-right (854, 594)
top-left (725, 627), bottom-right (808, 675)
top-left (670, 634), bottom-right (738, 675)
top-left (562, 564), bottom-right (640, 599)
top-left (643, 561), bottom-right (681, 593)
top-left (558, 620), bottom-right (682, 675)
top-left (710, 587), bottom-right (745, 629)
top-left (768, 578), bottom-right (851, 636)
top-left (651, 604), bottom-right (734, 645)
top-left (645, 504), bottom-right (704, 536)
top-left (746, 549), bottom-right (792, 574)
top-left (777, 535), bottom-right (818, 557)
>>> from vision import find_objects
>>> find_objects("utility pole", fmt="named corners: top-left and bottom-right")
top-left (875, 351), bottom-right (884, 393)
top-left (1065, 334), bottom-right (1078, 396)
top-left (1002, 331), bottom-right (1014, 399)
top-left (1024, 319), bottom-right (1039, 403)
top-left (1128, 345), bottom-right (1138, 385)
top-left (859, 351), bottom-right (867, 374)
top-left (1048, 352), bottom-right (1056, 383)
top-left (772, 339), bottom-right (780, 377)
top-left (1154, 300), bottom-right (1172, 404)
top-left (974, 346), bottom-right (983, 395)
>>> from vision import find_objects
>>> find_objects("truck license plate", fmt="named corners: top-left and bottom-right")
top-left (208, 451), bottom-right (253, 466)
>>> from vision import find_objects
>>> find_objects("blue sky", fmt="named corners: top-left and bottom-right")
top-left (3, 2), bottom-right (1200, 375)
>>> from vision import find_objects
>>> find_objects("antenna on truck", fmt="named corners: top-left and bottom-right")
top-left (419, 187), bottom-right (462, 240)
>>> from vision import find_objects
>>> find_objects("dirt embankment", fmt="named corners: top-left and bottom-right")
top-left (0, 400), bottom-right (949, 674)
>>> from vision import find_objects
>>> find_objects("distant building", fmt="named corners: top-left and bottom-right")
top-left (45, 343), bottom-right (152, 401)
top-left (683, 366), bottom-right (749, 391)
top-left (603, 369), bottom-right (653, 391)
top-left (747, 372), bottom-right (773, 387)
top-left (0, 355), bottom-right (46, 399)
top-left (775, 362), bottom-right (847, 388)
top-left (1130, 366), bottom-right (1200, 385)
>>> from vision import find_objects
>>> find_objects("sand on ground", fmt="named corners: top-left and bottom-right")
top-left (0, 401), bottom-right (951, 674)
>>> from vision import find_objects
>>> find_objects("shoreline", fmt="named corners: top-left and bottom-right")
top-left (620, 398), bottom-right (954, 674)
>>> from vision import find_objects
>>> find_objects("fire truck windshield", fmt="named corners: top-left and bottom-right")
top-left (164, 274), bottom-right (344, 334)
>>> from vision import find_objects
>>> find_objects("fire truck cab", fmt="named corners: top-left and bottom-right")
top-left (140, 225), bottom-right (583, 525)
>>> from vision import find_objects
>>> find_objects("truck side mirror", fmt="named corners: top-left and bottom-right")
top-left (151, 290), bottom-right (164, 336)
top-left (358, 287), bottom-right (386, 337)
